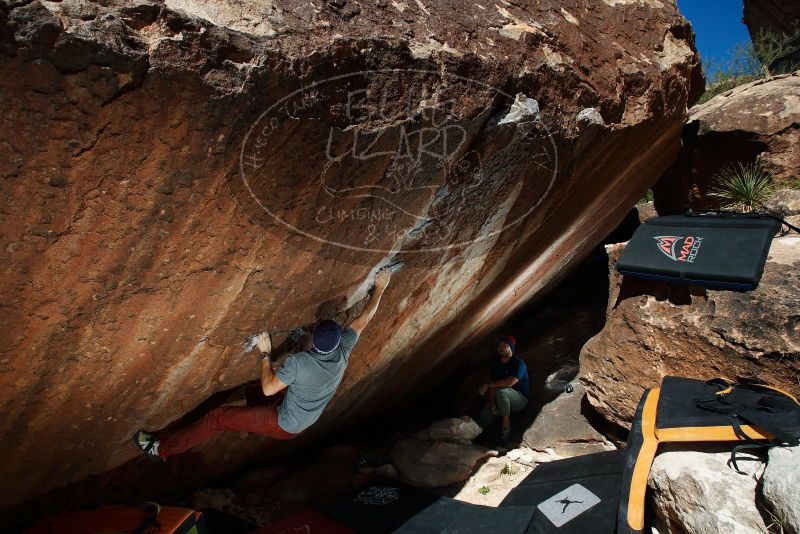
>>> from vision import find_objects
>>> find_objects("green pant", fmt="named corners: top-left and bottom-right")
top-left (476, 387), bottom-right (528, 429)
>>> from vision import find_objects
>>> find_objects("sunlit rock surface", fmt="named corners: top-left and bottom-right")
top-left (654, 72), bottom-right (800, 214)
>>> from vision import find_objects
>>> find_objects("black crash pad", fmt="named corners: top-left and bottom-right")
top-left (317, 478), bottom-right (441, 534)
top-left (501, 450), bottom-right (626, 534)
top-left (395, 499), bottom-right (536, 534)
top-left (617, 213), bottom-right (780, 290)
top-left (318, 478), bottom-right (537, 534)
top-left (656, 376), bottom-right (800, 443)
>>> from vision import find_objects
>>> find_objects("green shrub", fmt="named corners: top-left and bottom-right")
top-left (697, 41), bottom-right (762, 104)
top-left (478, 486), bottom-right (491, 495)
top-left (753, 27), bottom-right (800, 76)
top-left (708, 162), bottom-right (775, 212)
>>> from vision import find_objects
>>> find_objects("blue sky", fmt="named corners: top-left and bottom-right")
top-left (676, 0), bottom-right (751, 64)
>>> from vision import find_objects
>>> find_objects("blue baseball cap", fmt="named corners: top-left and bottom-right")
top-left (312, 320), bottom-right (342, 354)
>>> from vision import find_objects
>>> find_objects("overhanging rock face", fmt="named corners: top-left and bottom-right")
top-left (0, 0), bottom-right (700, 511)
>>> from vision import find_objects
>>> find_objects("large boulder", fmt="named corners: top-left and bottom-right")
top-left (648, 444), bottom-right (767, 534)
top-left (744, 0), bottom-right (800, 39)
top-left (522, 381), bottom-right (615, 458)
top-left (580, 237), bottom-right (800, 429)
top-left (767, 189), bottom-right (800, 218)
top-left (654, 72), bottom-right (800, 214)
top-left (743, 0), bottom-right (800, 74)
top-left (0, 0), bottom-right (701, 517)
top-left (391, 437), bottom-right (497, 488)
top-left (761, 446), bottom-right (800, 534)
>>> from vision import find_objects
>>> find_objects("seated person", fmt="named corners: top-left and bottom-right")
top-left (475, 336), bottom-right (529, 443)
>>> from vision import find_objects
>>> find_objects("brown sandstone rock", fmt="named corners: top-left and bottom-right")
top-left (580, 237), bottom-right (800, 430)
top-left (744, 0), bottom-right (800, 38)
top-left (743, 0), bottom-right (800, 74)
top-left (767, 189), bottom-right (800, 218)
top-left (654, 72), bottom-right (800, 214)
top-left (0, 0), bottom-right (700, 516)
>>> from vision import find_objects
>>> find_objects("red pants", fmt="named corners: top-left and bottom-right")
top-left (159, 391), bottom-right (298, 459)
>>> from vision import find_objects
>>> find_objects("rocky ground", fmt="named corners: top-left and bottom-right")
top-left (170, 377), bottom-right (610, 529)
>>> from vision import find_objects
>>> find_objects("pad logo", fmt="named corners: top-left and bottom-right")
top-left (654, 235), bottom-right (703, 263)
top-left (538, 483), bottom-right (601, 527)
top-left (354, 486), bottom-right (400, 506)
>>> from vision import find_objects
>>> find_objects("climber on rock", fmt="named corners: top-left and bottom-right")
top-left (475, 336), bottom-right (529, 444)
top-left (132, 266), bottom-right (393, 461)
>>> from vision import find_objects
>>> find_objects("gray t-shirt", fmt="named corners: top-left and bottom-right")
top-left (275, 327), bottom-right (359, 433)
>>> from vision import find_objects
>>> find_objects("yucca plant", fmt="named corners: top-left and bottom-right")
top-left (708, 162), bottom-right (775, 212)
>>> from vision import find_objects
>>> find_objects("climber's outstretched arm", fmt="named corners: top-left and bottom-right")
top-left (255, 333), bottom-right (288, 396)
top-left (350, 266), bottom-right (392, 336)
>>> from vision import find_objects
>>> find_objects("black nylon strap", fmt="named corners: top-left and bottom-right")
top-left (694, 385), bottom-right (798, 445)
top-left (685, 210), bottom-right (799, 233)
top-left (730, 416), bottom-right (771, 446)
top-left (705, 378), bottom-right (733, 390)
top-left (728, 418), bottom-right (774, 475)
top-left (770, 215), bottom-right (800, 233)
top-left (728, 443), bottom-right (768, 475)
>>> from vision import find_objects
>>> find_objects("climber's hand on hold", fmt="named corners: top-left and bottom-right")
top-left (255, 332), bottom-right (272, 354)
top-left (351, 266), bottom-right (392, 336)
top-left (374, 266), bottom-right (391, 292)
top-left (478, 383), bottom-right (489, 396)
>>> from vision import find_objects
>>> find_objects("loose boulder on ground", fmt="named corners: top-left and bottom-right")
top-left (522, 381), bottom-right (615, 458)
top-left (767, 189), bottom-right (800, 220)
top-left (648, 444), bottom-right (767, 534)
top-left (423, 416), bottom-right (484, 444)
top-left (761, 446), bottom-right (800, 534)
top-left (391, 437), bottom-right (497, 488)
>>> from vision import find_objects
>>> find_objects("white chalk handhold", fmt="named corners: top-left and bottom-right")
top-left (498, 93), bottom-right (540, 125)
top-left (577, 107), bottom-right (605, 126)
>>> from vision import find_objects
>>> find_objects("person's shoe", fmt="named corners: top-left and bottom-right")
top-left (500, 428), bottom-right (511, 445)
top-left (132, 430), bottom-right (164, 462)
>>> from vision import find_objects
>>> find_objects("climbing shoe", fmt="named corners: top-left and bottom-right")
top-left (132, 430), bottom-right (163, 462)
top-left (500, 428), bottom-right (511, 445)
